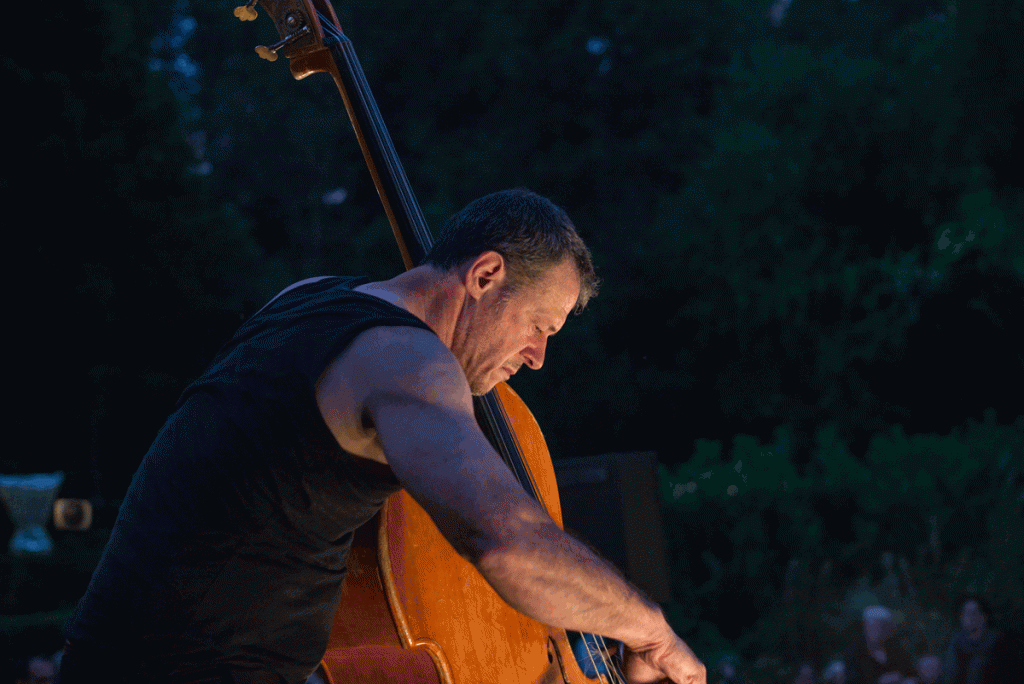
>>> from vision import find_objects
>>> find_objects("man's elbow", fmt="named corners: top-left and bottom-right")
top-left (427, 506), bottom-right (517, 569)
top-left (468, 514), bottom-right (559, 582)
top-left (466, 524), bottom-right (566, 620)
top-left (432, 496), bottom-right (557, 579)
top-left (472, 539), bottom-right (520, 578)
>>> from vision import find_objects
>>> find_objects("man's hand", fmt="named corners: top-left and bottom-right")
top-left (623, 630), bottom-right (706, 684)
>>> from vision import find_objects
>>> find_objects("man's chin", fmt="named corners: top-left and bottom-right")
top-left (469, 375), bottom-right (500, 396)
top-left (470, 383), bottom-right (497, 397)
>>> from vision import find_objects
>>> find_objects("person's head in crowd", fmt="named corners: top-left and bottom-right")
top-left (862, 605), bottom-right (896, 648)
top-left (717, 656), bottom-right (738, 683)
top-left (916, 654), bottom-right (941, 684)
top-left (823, 660), bottom-right (846, 684)
top-left (959, 595), bottom-right (991, 641)
top-left (794, 661), bottom-right (814, 684)
top-left (14, 655), bottom-right (54, 684)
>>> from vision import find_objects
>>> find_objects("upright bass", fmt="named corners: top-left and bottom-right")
top-left (234, 2), bottom-right (626, 682)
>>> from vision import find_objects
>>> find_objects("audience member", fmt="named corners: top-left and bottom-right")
top-left (824, 660), bottom-right (846, 684)
top-left (14, 655), bottom-right (55, 684)
top-left (943, 597), bottom-right (998, 684)
top-left (794, 662), bottom-right (814, 684)
top-left (716, 657), bottom-right (739, 684)
top-left (844, 605), bottom-right (916, 684)
top-left (916, 654), bottom-right (941, 684)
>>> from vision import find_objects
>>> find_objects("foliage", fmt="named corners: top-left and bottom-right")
top-left (660, 412), bottom-right (1024, 678)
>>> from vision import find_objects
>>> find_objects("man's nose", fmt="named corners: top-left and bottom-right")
top-left (522, 339), bottom-right (547, 370)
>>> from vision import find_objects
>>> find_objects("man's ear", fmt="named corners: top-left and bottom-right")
top-left (462, 251), bottom-right (506, 300)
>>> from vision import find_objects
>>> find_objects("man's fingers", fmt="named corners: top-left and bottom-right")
top-left (624, 638), bottom-right (706, 684)
top-left (624, 653), bottom-right (665, 683)
top-left (661, 645), bottom-right (706, 684)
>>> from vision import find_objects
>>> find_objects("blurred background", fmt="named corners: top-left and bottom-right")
top-left (2, 0), bottom-right (1021, 682)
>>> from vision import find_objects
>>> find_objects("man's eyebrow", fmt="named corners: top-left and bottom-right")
top-left (543, 318), bottom-right (564, 334)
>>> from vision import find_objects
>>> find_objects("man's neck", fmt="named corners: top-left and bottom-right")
top-left (355, 265), bottom-right (465, 346)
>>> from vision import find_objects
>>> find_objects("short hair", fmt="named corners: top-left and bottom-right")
top-left (424, 188), bottom-right (598, 311)
top-left (862, 605), bottom-right (894, 624)
top-left (960, 594), bottom-right (992, 618)
top-left (823, 661), bottom-right (845, 683)
top-left (917, 654), bottom-right (941, 674)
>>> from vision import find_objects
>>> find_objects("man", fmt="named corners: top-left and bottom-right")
top-left (823, 660), bottom-right (846, 684)
top-left (844, 605), bottom-right (915, 684)
top-left (794, 662), bottom-right (814, 684)
top-left (14, 655), bottom-right (55, 684)
top-left (943, 597), bottom-right (1000, 684)
top-left (59, 189), bottom-right (705, 684)
top-left (916, 654), bottom-right (941, 684)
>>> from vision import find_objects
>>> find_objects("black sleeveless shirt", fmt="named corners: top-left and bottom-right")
top-left (66, 277), bottom-right (435, 683)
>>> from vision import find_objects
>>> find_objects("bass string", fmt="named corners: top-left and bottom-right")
top-left (484, 395), bottom-right (625, 682)
top-left (317, 9), bottom-right (625, 682)
top-left (581, 633), bottom-right (627, 684)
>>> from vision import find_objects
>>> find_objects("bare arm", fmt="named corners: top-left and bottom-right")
top-left (316, 325), bottom-right (704, 683)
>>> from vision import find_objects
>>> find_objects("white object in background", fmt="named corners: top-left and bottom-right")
top-left (0, 472), bottom-right (64, 556)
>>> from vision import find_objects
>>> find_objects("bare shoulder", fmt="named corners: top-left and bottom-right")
top-left (257, 276), bottom-right (335, 315)
top-left (315, 324), bottom-right (471, 463)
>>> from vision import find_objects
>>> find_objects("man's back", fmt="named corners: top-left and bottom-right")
top-left (63, 277), bottom-right (433, 682)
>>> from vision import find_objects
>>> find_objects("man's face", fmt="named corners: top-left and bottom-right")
top-left (453, 258), bottom-right (580, 395)
top-left (863, 617), bottom-right (890, 647)
top-left (961, 600), bottom-right (986, 636)
top-left (917, 655), bottom-right (941, 684)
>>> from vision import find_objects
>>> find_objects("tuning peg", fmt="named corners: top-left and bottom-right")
top-left (255, 45), bottom-right (278, 62)
top-left (253, 24), bottom-right (311, 62)
top-left (234, 0), bottom-right (258, 21)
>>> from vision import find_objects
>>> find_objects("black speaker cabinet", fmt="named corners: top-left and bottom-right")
top-left (553, 452), bottom-right (671, 603)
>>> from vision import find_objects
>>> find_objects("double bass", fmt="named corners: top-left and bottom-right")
top-left (233, 2), bottom-right (626, 682)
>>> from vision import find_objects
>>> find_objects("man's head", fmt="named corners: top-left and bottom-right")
top-left (917, 655), bottom-right (941, 684)
top-left (447, 253), bottom-right (580, 395)
top-left (960, 597), bottom-right (989, 639)
top-left (823, 660), bottom-right (845, 684)
top-left (862, 605), bottom-right (895, 647)
top-left (794, 662), bottom-right (814, 684)
top-left (14, 656), bottom-right (54, 684)
top-left (424, 188), bottom-right (598, 312)
top-left (718, 658), bottom-right (736, 680)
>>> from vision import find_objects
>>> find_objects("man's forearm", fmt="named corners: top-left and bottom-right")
top-left (474, 509), bottom-right (669, 650)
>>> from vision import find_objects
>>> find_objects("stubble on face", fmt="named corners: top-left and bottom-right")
top-left (449, 285), bottom-right (508, 396)
top-left (463, 291), bottom-right (516, 396)
top-left (458, 260), bottom-right (580, 396)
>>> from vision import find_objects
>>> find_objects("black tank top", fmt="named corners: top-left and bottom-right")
top-left (65, 277), bottom-right (435, 683)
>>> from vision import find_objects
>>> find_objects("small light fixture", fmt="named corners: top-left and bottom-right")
top-left (54, 498), bottom-right (93, 531)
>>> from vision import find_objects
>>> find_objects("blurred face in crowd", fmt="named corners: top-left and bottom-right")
top-left (863, 616), bottom-right (893, 648)
top-left (917, 655), bottom-right (941, 684)
top-left (16, 657), bottom-right (54, 684)
top-left (960, 600), bottom-right (987, 638)
top-left (824, 661), bottom-right (846, 684)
